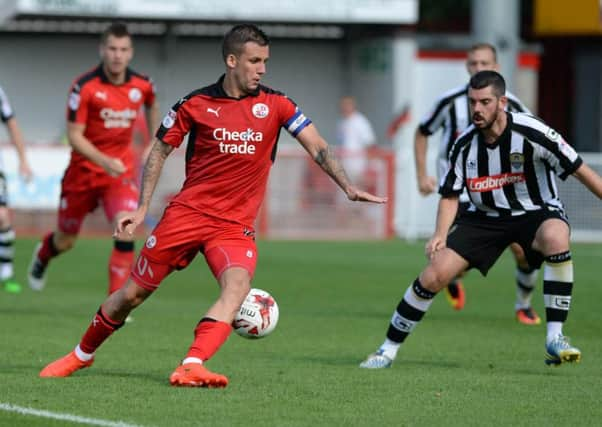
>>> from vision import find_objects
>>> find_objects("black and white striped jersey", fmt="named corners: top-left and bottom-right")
top-left (0, 85), bottom-right (14, 123)
top-left (440, 112), bottom-right (583, 217)
top-left (419, 83), bottom-right (530, 179)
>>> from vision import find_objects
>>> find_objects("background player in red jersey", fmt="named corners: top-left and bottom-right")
top-left (39, 23), bottom-right (387, 387)
top-left (28, 23), bottom-right (159, 295)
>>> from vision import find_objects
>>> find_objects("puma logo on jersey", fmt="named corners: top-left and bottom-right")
top-left (207, 107), bottom-right (221, 117)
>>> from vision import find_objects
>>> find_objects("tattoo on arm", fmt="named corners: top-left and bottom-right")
top-left (138, 140), bottom-right (173, 209)
top-left (314, 146), bottom-right (352, 190)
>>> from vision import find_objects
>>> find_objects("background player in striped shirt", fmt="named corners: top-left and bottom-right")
top-left (0, 84), bottom-right (32, 293)
top-left (414, 43), bottom-right (541, 325)
top-left (361, 70), bottom-right (602, 369)
top-left (39, 24), bottom-right (386, 387)
top-left (28, 23), bottom-right (159, 296)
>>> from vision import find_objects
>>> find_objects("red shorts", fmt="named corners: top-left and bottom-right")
top-left (131, 203), bottom-right (257, 291)
top-left (58, 175), bottom-right (138, 234)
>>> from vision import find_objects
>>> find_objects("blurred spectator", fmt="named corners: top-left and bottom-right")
top-left (336, 96), bottom-right (376, 185)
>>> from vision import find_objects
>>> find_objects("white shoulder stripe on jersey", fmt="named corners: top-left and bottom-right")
top-left (419, 84), bottom-right (467, 125)
top-left (437, 84), bottom-right (468, 102)
top-left (511, 112), bottom-right (550, 135)
top-left (0, 86), bottom-right (13, 120)
top-left (505, 90), bottom-right (530, 114)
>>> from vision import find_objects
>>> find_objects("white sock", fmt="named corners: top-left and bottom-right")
top-left (546, 322), bottom-right (563, 343)
top-left (74, 344), bottom-right (94, 362)
top-left (0, 263), bottom-right (13, 281)
top-left (182, 357), bottom-right (203, 365)
top-left (380, 338), bottom-right (400, 360)
top-left (515, 268), bottom-right (538, 310)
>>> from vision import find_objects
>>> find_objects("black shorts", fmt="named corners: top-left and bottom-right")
top-left (457, 201), bottom-right (472, 218)
top-left (0, 172), bottom-right (7, 207)
top-left (446, 208), bottom-right (569, 276)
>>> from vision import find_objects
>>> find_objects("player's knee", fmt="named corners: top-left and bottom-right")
top-left (230, 278), bottom-right (251, 299)
top-left (509, 242), bottom-right (524, 258)
top-left (510, 244), bottom-right (529, 268)
top-left (419, 267), bottom-right (448, 293)
top-left (220, 267), bottom-right (251, 292)
top-left (537, 224), bottom-right (569, 253)
top-left (55, 236), bottom-right (76, 252)
top-left (119, 281), bottom-right (150, 309)
top-left (221, 275), bottom-right (251, 305)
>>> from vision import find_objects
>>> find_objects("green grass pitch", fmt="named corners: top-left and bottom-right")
top-left (1, 238), bottom-right (602, 426)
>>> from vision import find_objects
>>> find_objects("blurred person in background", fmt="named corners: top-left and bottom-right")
top-left (39, 23), bottom-right (386, 387)
top-left (28, 22), bottom-right (159, 296)
top-left (0, 84), bottom-right (33, 293)
top-left (336, 96), bottom-right (376, 185)
top-left (414, 43), bottom-right (541, 325)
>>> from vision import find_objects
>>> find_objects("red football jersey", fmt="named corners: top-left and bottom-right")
top-left (157, 75), bottom-right (312, 228)
top-left (65, 65), bottom-right (155, 178)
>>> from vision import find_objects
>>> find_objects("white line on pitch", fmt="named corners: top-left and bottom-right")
top-left (0, 402), bottom-right (146, 427)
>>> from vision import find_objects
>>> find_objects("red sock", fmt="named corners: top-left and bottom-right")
top-left (108, 244), bottom-right (135, 295)
top-left (37, 232), bottom-right (59, 265)
top-left (79, 307), bottom-right (124, 354)
top-left (185, 318), bottom-right (233, 361)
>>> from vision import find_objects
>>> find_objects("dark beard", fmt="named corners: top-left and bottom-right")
top-left (474, 110), bottom-right (498, 130)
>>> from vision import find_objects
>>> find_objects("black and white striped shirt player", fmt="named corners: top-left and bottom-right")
top-left (419, 84), bottom-right (530, 186)
top-left (440, 112), bottom-right (582, 217)
top-left (360, 70), bottom-right (602, 370)
top-left (0, 83), bottom-right (32, 294)
top-left (0, 84), bottom-right (15, 187)
top-left (0, 85), bottom-right (14, 124)
top-left (413, 44), bottom-right (538, 321)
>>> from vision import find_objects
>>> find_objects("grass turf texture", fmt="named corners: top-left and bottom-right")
top-left (2, 238), bottom-right (602, 426)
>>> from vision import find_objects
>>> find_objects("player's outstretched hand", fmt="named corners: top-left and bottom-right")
top-left (425, 235), bottom-right (446, 259)
top-left (114, 209), bottom-right (145, 238)
top-left (346, 187), bottom-right (388, 204)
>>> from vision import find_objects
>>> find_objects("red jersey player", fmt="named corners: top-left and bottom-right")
top-left (28, 23), bottom-right (159, 295)
top-left (39, 24), bottom-right (387, 387)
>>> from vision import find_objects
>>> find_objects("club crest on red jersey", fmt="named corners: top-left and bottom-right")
top-left (129, 88), bottom-right (142, 102)
top-left (252, 103), bottom-right (269, 119)
top-left (68, 92), bottom-right (80, 110)
top-left (145, 235), bottom-right (157, 249)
